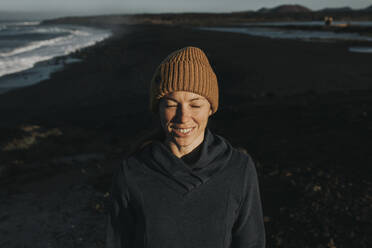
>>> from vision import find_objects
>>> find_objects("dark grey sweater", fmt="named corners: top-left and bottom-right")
top-left (106, 129), bottom-right (266, 248)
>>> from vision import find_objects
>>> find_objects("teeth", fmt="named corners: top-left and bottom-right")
top-left (175, 128), bottom-right (192, 133)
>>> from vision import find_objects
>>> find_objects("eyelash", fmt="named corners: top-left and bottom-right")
top-left (165, 105), bottom-right (201, 108)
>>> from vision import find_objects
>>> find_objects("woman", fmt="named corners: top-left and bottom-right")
top-left (106, 46), bottom-right (266, 248)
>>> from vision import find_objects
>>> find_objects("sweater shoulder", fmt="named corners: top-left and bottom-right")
top-left (233, 149), bottom-right (257, 178)
top-left (234, 148), bottom-right (255, 170)
top-left (213, 133), bottom-right (257, 179)
top-left (122, 143), bottom-right (152, 169)
top-left (216, 134), bottom-right (255, 167)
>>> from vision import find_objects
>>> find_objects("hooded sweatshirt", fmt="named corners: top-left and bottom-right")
top-left (106, 129), bottom-right (266, 248)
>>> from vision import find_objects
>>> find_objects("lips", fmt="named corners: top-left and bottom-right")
top-left (172, 127), bottom-right (195, 137)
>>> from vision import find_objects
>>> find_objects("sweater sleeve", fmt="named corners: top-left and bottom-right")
top-left (231, 155), bottom-right (266, 248)
top-left (106, 160), bottom-right (136, 248)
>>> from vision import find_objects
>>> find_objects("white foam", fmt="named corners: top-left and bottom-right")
top-left (69, 29), bottom-right (90, 36)
top-left (32, 27), bottom-right (89, 36)
top-left (0, 25), bottom-right (111, 78)
top-left (15, 21), bottom-right (41, 26)
top-left (0, 55), bottom-right (53, 77)
top-left (0, 21), bottom-right (40, 30)
top-left (0, 55), bottom-right (83, 94)
top-left (31, 27), bottom-right (70, 33)
top-left (0, 36), bottom-right (69, 57)
top-left (0, 60), bottom-right (65, 92)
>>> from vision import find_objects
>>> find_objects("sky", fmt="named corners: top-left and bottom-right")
top-left (1, 0), bottom-right (371, 16)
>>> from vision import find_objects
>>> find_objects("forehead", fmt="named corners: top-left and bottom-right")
top-left (163, 91), bottom-right (207, 102)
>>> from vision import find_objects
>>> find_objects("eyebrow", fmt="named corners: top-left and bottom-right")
top-left (190, 98), bottom-right (203, 102)
top-left (164, 97), bottom-right (204, 102)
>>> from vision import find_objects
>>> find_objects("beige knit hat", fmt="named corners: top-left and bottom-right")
top-left (150, 46), bottom-right (219, 114)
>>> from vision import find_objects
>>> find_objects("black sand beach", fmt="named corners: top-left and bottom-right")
top-left (0, 22), bottom-right (371, 248)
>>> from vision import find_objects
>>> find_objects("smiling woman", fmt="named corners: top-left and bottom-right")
top-left (106, 46), bottom-right (266, 248)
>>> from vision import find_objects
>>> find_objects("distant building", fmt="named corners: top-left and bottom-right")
top-left (324, 16), bottom-right (333, 26)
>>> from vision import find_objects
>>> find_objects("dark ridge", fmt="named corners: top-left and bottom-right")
top-left (319, 7), bottom-right (353, 12)
top-left (259, 4), bottom-right (312, 13)
top-left (363, 4), bottom-right (372, 11)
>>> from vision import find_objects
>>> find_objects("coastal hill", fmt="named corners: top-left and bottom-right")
top-left (365, 4), bottom-right (372, 11)
top-left (258, 4), bottom-right (312, 13)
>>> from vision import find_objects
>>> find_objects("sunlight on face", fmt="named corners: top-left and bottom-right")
top-left (159, 91), bottom-right (212, 151)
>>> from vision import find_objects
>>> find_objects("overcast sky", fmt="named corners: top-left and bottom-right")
top-left (1, 0), bottom-right (371, 15)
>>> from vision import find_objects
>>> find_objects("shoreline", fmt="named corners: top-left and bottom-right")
top-left (2, 20), bottom-right (372, 96)
top-left (0, 56), bottom-right (82, 95)
top-left (0, 23), bottom-right (113, 94)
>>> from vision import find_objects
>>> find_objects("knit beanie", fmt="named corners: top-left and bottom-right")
top-left (150, 46), bottom-right (219, 114)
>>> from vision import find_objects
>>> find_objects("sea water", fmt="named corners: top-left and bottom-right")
top-left (198, 21), bottom-right (372, 54)
top-left (0, 20), bottom-right (111, 93)
top-left (241, 21), bottom-right (372, 27)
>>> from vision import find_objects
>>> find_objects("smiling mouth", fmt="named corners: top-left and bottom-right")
top-left (172, 127), bottom-right (194, 135)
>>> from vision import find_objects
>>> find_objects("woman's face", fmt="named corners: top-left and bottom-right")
top-left (159, 91), bottom-right (212, 149)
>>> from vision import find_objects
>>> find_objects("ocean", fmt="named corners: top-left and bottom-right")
top-left (0, 20), bottom-right (111, 94)
top-left (198, 21), bottom-right (372, 54)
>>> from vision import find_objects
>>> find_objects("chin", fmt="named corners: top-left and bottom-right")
top-left (173, 137), bottom-right (194, 147)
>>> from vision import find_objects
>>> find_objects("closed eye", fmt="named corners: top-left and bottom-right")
top-left (191, 105), bottom-right (201, 108)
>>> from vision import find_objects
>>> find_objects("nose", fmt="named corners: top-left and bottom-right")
top-left (175, 105), bottom-right (190, 123)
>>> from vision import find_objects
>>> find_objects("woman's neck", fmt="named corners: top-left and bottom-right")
top-left (164, 132), bottom-right (205, 158)
top-left (181, 143), bottom-right (203, 165)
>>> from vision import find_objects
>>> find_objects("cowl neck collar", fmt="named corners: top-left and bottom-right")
top-left (139, 129), bottom-right (233, 195)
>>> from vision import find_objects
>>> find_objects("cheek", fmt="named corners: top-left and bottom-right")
top-left (160, 110), bottom-right (175, 127)
top-left (195, 112), bottom-right (210, 127)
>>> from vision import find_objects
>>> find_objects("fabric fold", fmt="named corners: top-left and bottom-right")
top-left (138, 129), bottom-right (233, 194)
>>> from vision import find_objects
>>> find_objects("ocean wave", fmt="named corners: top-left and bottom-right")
top-left (18, 22), bottom-right (40, 26)
top-left (15, 21), bottom-right (41, 26)
top-left (0, 27), bottom-right (111, 77)
top-left (0, 26), bottom-right (96, 57)
top-left (0, 21), bottom-right (40, 30)
top-left (61, 34), bottom-right (109, 55)
top-left (0, 54), bottom-right (52, 77)
top-left (68, 29), bottom-right (90, 36)
top-left (32, 27), bottom-right (70, 33)
top-left (0, 36), bottom-right (71, 57)
top-left (33, 27), bottom-right (90, 36)
top-left (1, 26), bottom-right (90, 38)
